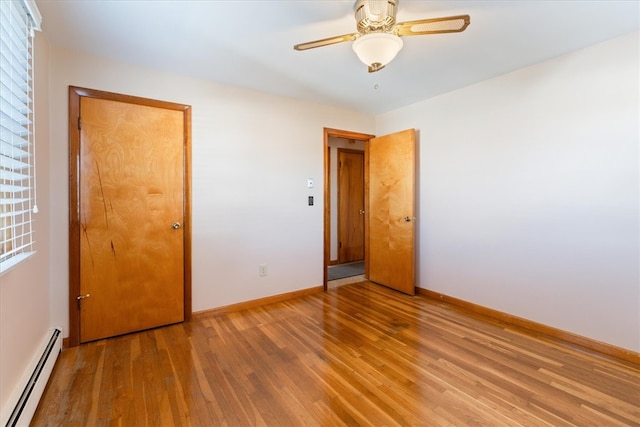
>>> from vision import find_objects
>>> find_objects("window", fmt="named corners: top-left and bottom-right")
top-left (0, 0), bottom-right (41, 274)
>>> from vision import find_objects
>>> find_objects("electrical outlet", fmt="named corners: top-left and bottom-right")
top-left (259, 264), bottom-right (267, 277)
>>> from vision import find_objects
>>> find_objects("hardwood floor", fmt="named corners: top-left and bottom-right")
top-left (33, 282), bottom-right (640, 426)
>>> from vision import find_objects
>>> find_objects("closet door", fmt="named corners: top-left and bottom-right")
top-left (69, 87), bottom-right (192, 344)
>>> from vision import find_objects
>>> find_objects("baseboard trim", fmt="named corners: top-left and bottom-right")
top-left (61, 287), bottom-right (324, 344)
top-left (193, 286), bottom-right (324, 319)
top-left (417, 288), bottom-right (640, 365)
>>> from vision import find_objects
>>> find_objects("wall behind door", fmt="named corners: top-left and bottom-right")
top-left (47, 47), bottom-right (375, 334)
top-left (376, 32), bottom-right (639, 352)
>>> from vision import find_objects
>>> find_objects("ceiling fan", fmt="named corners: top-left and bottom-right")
top-left (294, 0), bottom-right (470, 73)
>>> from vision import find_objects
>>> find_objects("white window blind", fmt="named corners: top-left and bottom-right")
top-left (0, 0), bottom-right (41, 274)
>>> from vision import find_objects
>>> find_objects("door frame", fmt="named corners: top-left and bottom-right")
top-left (323, 128), bottom-right (374, 290)
top-left (68, 86), bottom-right (192, 347)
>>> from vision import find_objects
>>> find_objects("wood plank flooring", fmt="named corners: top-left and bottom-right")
top-left (33, 282), bottom-right (640, 426)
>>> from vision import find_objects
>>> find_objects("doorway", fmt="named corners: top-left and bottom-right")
top-left (328, 145), bottom-right (366, 284)
top-left (323, 129), bottom-right (373, 290)
top-left (337, 149), bottom-right (365, 265)
top-left (323, 127), bottom-right (416, 294)
top-left (68, 87), bottom-right (192, 346)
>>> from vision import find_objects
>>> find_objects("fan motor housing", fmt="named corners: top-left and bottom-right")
top-left (355, 0), bottom-right (398, 33)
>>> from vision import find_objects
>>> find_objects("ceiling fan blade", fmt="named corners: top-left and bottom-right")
top-left (394, 15), bottom-right (470, 37)
top-left (294, 33), bottom-right (359, 51)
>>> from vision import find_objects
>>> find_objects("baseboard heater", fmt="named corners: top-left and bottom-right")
top-left (3, 328), bottom-right (62, 427)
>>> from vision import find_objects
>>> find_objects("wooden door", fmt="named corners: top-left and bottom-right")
top-left (69, 87), bottom-right (191, 345)
top-left (366, 129), bottom-right (416, 295)
top-left (337, 149), bottom-right (365, 263)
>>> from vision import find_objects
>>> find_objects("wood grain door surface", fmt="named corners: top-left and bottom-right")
top-left (367, 129), bottom-right (416, 295)
top-left (78, 96), bottom-right (185, 342)
top-left (338, 149), bottom-right (365, 264)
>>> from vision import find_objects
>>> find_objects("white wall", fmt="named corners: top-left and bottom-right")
top-left (0, 34), bottom-right (52, 414)
top-left (47, 47), bottom-right (374, 332)
top-left (376, 32), bottom-right (640, 352)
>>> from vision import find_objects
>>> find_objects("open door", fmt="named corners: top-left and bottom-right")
top-left (366, 129), bottom-right (416, 295)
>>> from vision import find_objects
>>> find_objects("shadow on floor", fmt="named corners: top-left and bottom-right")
top-left (328, 261), bottom-right (364, 281)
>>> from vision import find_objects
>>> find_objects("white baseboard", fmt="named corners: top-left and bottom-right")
top-left (1, 328), bottom-right (62, 427)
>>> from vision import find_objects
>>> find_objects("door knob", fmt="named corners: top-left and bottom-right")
top-left (403, 216), bottom-right (415, 222)
top-left (172, 222), bottom-right (181, 229)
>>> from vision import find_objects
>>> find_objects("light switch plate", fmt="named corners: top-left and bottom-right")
top-left (307, 178), bottom-right (313, 188)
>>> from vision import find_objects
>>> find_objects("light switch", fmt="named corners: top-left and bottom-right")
top-left (308, 196), bottom-right (314, 206)
top-left (307, 178), bottom-right (314, 188)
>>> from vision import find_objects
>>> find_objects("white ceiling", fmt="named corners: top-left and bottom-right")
top-left (37, 0), bottom-right (639, 115)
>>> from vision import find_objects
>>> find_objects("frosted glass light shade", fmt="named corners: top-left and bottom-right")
top-left (352, 33), bottom-right (403, 68)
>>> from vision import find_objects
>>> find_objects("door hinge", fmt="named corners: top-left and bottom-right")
top-left (78, 116), bottom-right (82, 130)
top-left (339, 241), bottom-right (342, 249)
top-left (77, 293), bottom-right (90, 309)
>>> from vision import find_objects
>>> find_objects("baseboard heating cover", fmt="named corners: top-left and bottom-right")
top-left (2, 328), bottom-right (62, 427)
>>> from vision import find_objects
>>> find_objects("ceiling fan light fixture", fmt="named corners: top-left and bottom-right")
top-left (352, 33), bottom-right (403, 71)
top-left (355, 0), bottom-right (397, 33)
